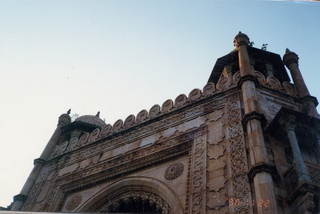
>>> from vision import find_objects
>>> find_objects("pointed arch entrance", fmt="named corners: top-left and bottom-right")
top-left (77, 177), bottom-right (184, 214)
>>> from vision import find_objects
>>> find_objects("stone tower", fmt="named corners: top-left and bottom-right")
top-left (10, 33), bottom-right (320, 214)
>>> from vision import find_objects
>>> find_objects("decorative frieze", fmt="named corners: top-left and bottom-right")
top-left (49, 97), bottom-right (223, 167)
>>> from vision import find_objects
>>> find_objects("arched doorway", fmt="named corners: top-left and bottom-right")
top-left (100, 190), bottom-right (168, 213)
top-left (77, 177), bottom-right (183, 214)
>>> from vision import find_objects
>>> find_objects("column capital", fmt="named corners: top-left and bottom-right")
top-left (279, 115), bottom-right (297, 132)
top-left (248, 163), bottom-right (277, 180)
top-left (242, 111), bottom-right (266, 128)
top-left (233, 31), bottom-right (250, 49)
top-left (283, 48), bottom-right (299, 67)
top-left (301, 95), bottom-right (319, 107)
top-left (237, 74), bottom-right (259, 88)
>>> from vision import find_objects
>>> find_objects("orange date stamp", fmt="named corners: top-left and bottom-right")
top-left (226, 198), bottom-right (270, 207)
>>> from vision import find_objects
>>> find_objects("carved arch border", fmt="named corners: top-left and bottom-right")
top-left (77, 177), bottom-right (184, 214)
top-left (43, 126), bottom-right (208, 213)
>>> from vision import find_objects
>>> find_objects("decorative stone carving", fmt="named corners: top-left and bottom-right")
top-left (162, 99), bottom-right (174, 113)
top-left (67, 136), bottom-right (79, 151)
top-left (190, 129), bottom-right (207, 214)
top-left (56, 141), bottom-right (68, 156)
top-left (174, 94), bottom-right (187, 107)
top-left (113, 119), bottom-right (123, 132)
top-left (65, 194), bottom-right (82, 211)
top-left (282, 81), bottom-right (297, 96)
top-left (164, 163), bottom-right (184, 180)
top-left (136, 109), bottom-right (148, 123)
top-left (88, 128), bottom-right (100, 143)
top-left (203, 82), bottom-right (216, 96)
top-left (149, 104), bottom-right (161, 118)
top-left (99, 124), bottom-right (112, 138)
top-left (233, 71), bottom-right (241, 84)
top-left (78, 133), bottom-right (89, 147)
top-left (188, 88), bottom-right (202, 101)
top-left (266, 76), bottom-right (281, 90)
top-left (226, 93), bottom-right (251, 213)
top-left (254, 71), bottom-right (266, 84)
top-left (216, 76), bottom-right (230, 91)
top-left (124, 114), bottom-right (135, 128)
top-left (97, 191), bottom-right (172, 214)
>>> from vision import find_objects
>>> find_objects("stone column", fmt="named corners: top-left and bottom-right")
top-left (283, 49), bottom-right (319, 118)
top-left (281, 115), bottom-right (311, 183)
top-left (10, 112), bottom-right (71, 211)
top-left (234, 32), bottom-right (278, 214)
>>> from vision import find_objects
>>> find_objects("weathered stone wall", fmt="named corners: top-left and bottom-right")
top-left (20, 63), bottom-right (317, 213)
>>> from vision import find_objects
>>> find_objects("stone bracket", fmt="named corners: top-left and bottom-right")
top-left (248, 163), bottom-right (277, 180)
top-left (237, 74), bottom-right (259, 88)
top-left (242, 111), bottom-right (267, 129)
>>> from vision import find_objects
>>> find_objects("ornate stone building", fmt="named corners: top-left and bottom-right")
top-left (10, 33), bottom-right (319, 214)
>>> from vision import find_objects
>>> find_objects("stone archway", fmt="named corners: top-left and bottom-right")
top-left (77, 177), bottom-right (183, 214)
top-left (98, 190), bottom-right (169, 213)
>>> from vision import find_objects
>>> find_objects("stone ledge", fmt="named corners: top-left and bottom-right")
top-left (248, 163), bottom-right (277, 180)
top-left (242, 111), bottom-right (267, 129)
top-left (237, 74), bottom-right (259, 88)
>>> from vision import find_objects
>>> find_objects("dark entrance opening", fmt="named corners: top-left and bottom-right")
top-left (107, 197), bottom-right (162, 213)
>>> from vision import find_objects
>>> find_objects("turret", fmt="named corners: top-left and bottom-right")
top-left (283, 49), bottom-right (319, 117)
top-left (10, 110), bottom-right (71, 211)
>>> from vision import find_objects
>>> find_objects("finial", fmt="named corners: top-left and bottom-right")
top-left (234, 32), bottom-right (250, 48)
top-left (95, 111), bottom-right (100, 118)
top-left (67, 109), bottom-right (71, 115)
top-left (285, 48), bottom-right (291, 54)
top-left (283, 48), bottom-right (299, 66)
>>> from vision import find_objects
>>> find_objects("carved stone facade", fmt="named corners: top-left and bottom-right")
top-left (11, 33), bottom-right (319, 213)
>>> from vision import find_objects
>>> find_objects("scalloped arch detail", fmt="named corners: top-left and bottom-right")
top-left (76, 177), bottom-right (184, 214)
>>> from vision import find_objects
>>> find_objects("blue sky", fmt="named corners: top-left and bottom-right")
top-left (1, 0), bottom-right (319, 207)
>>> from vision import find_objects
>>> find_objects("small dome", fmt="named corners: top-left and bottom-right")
top-left (75, 115), bottom-right (106, 128)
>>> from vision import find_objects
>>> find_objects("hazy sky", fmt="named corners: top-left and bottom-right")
top-left (1, 0), bottom-right (319, 208)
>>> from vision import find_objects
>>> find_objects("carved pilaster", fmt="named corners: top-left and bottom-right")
top-left (226, 93), bottom-right (253, 214)
top-left (190, 129), bottom-right (207, 214)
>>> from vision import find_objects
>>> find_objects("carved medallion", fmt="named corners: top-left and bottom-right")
top-left (165, 163), bottom-right (184, 180)
top-left (65, 194), bottom-right (82, 211)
